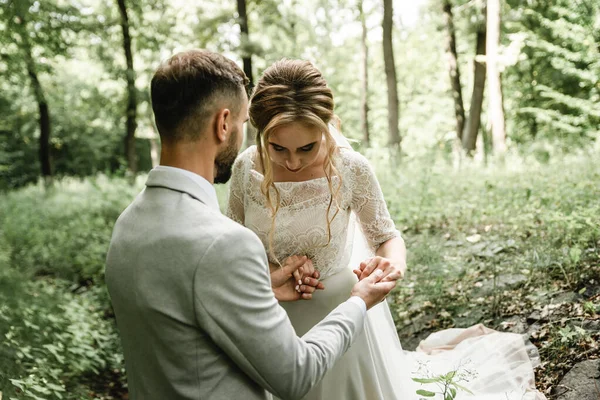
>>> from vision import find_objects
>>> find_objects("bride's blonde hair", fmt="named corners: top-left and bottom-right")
top-left (249, 59), bottom-right (342, 261)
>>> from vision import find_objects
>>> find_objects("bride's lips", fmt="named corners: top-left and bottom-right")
top-left (286, 167), bottom-right (302, 173)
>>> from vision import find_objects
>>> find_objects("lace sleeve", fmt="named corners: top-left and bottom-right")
top-left (226, 149), bottom-right (249, 225)
top-left (344, 151), bottom-right (400, 249)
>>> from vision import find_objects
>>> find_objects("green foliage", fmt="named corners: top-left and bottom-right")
top-left (2, 0), bottom-right (599, 187)
top-left (556, 325), bottom-right (588, 344)
top-left (504, 0), bottom-right (600, 146)
top-left (583, 301), bottom-right (599, 315)
top-left (412, 362), bottom-right (475, 400)
top-left (0, 256), bottom-right (124, 399)
top-left (0, 176), bottom-right (141, 283)
top-left (0, 176), bottom-right (141, 398)
top-left (0, 0), bottom-right (157, 189)
top-left (0, 125), bottom-right (39, 191)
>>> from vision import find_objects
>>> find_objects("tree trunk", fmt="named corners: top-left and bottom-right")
top-left (486, 0), bottom-right (506, 154)
top-left (442, 0), bottom-right (465, 141)
top-left (359, 0), bottom-right (370, 147)
top-left (382, 0), bottom-right (401, 147)
top-left (15, 11), bottom-right (52, 184)
top-left (237, 0), bottom-right (256, 147)
top-left (462, 29), bottom-right (486, 152)
top-left (117, 0), bottom-right (138, 175)
top-left (483, 117), bottom-right (492, 164)
top-left (29, 61), bottom-right (52, 184)
top-left (528, 58), bottom-right (538, 138)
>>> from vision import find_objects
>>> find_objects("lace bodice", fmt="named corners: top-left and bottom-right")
top-left (226, 146), bottom-right (400, 279)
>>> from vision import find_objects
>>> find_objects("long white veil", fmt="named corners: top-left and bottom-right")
top-left (328, 122), bottom-right (353, 149)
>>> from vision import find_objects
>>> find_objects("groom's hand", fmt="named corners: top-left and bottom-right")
top-left (270, 256), bottom-right (324, 302)
top-left (350, 269), bottom-right (397, 310)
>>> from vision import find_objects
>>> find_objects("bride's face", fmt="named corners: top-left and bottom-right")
top-left (267, 122), bottom-right (323, 173)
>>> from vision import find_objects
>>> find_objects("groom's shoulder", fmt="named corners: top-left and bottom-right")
top-left (205, 213), bottom-right (265, 257)
top-left (199, 219), bottom-right (267, 271)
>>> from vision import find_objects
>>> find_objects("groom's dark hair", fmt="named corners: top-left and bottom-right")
top-left (150, 49), bottom-right (249, 143)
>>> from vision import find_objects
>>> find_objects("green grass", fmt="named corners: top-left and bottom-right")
top-left (374, 152), bottom-right (600, 392)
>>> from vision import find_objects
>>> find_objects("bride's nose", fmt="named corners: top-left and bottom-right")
top-left (285, 156), bottom-right (301, 170)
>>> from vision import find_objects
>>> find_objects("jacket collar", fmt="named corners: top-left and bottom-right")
top-left (145, 168), bottom-right (221, 212)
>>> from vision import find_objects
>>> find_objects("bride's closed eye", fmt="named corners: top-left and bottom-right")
top-left (269, 143), bottom-right (316, 152)
top-left (299, 143), bottom-right (315, 152)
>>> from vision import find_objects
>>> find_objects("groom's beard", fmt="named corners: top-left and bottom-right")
top-left (214, 128), bottom-right (239, 184)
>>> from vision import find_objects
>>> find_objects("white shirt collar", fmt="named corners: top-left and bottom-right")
top-left (154, 165), bottom-right (220, 212)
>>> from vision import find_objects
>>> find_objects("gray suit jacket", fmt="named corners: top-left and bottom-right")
top-left (105, 168), bottom-right (365, 400)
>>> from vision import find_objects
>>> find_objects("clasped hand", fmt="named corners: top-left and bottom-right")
top-left (352, 256), bottom-right (405, 282)
top-left (270, 255), bottom-right (324, 302)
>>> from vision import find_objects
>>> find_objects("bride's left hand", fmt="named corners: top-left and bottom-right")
top-left (271, 256), bottom-right (324, 301)
top-left (292, 258), bottom-right (317, 289)
top-left (353, 256), bottom-right (405, 282)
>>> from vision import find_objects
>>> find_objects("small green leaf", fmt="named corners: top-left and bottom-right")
top-left (442, 370), bottom-right (457, 380)
top-left (449, 387), bottom-right (457, 399)
top-left (569, 247), bottom-right (582, 264)
top-left (416, 389), bottom-right (437, 397)
top-left (451, 382), bottom-right (474, 394)
top-left (412, 377), bottom-right (439, 384)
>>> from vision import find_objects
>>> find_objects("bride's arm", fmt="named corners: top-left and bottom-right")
top-left (346, 151), bottom-right (406, 281)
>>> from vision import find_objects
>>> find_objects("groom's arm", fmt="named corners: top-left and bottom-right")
top-left (193, 227), bottom-right (365, 400)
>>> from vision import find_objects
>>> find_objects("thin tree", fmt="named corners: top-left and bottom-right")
top-left (382, 0), bottom-right (401, 148)
top-left (358, 0), bottom-right (370, 146)
top-left (486, 0), bottom-right (506, 153)
top-left (463, 20), bottom-right (487, 152)
top-left (442, 0), bottom-right (465, 141)
top-left (117, 0), bottom-right (138, 175)
top-left (237, 0), bottom-right (256, 147)
top-left (13, 5), bottom-right (53, 186)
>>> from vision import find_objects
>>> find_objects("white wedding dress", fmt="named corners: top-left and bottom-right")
top-left (227, 144), bottom-right (546, 400)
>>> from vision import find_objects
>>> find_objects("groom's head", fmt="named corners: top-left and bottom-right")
top-left (150, 50), bottom-right (249, 183)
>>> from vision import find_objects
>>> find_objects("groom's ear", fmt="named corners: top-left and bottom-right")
top-left (214, 108), bottom-right (231, 144)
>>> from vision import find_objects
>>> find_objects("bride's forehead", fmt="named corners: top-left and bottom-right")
top-left (270, 123), bottom-right (322, 145)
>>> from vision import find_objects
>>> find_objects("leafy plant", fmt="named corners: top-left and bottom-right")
top-left (412, 361), bottom-right (476, 400)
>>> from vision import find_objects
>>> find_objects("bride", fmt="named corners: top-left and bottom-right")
top-left (227, 59), bottom-right (546, 400)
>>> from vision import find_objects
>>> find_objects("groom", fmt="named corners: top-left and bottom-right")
top-left (105, 49), bottom-right (400, 400)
